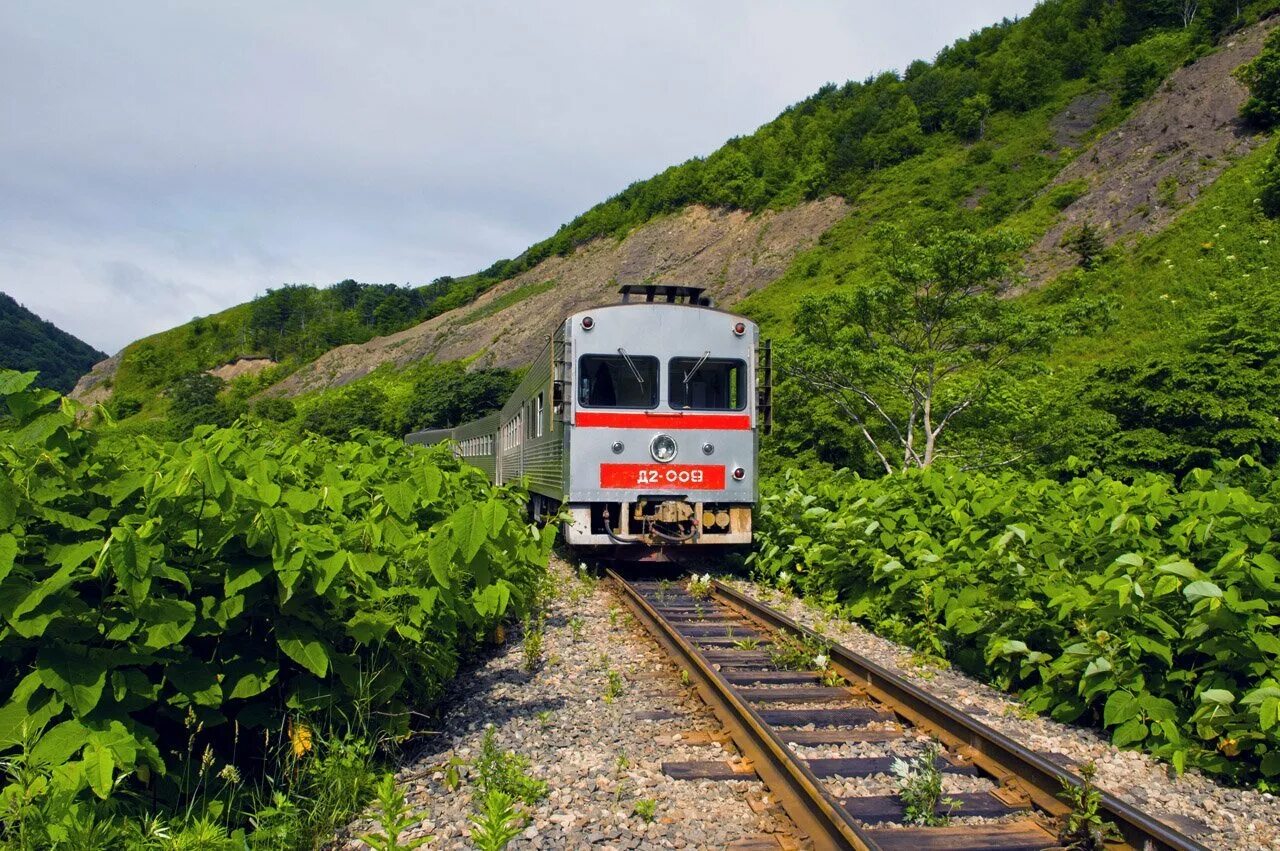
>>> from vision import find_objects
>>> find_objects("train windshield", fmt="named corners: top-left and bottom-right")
top-left (669, 357), bottom-right (747, 411)
top-left (578, 354), bottom-right (659, 408)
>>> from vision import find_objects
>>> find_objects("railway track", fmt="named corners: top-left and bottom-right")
top-left (609, 570), bottom-right (1211, 851)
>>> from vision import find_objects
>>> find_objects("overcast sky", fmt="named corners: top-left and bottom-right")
top-left (2, 1), bottom-right (1038, 354)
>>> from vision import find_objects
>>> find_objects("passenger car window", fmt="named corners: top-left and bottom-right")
top-left (669, 357), bottom-right (747, 411)
top-left (578, 354), bottom-right (659, 408)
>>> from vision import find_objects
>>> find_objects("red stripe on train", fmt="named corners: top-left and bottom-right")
top-left (574, 412), bottom-right (752, 430)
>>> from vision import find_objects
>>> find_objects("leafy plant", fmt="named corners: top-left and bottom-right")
top-left (633, 798), bottom-right (657, 822)
top-left (604, 670), bottom-right (626, 704)
top-left (522, 614), bottom-right (544, 674)
top-left (0, 370), bottom-right (553, 843)
top-left (469, 789), bottom-right (523, 851)
top-left (751, 458), bottom-right (1280, 782)
top-left (732, 637), bottom-right (761, 651)
top-left (360, 774), bottom-right (430, 851)
top-left (1056, 762), bottom-right (1121, 850)
top-left (890, 743), bottom-right (957, 826)
top-left (768, 632), bottom-right (831, 672)
top-left (443, 756), bottom-right (465, 792)
top-left (569, 616), bottom-right (585, 642)
top-left (474, 729), bottom-right (546, 806)
top-left (687, 573), bottom-right (713, 599)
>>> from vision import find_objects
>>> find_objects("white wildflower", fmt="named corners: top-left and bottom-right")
top-left (813, 653), bottom-right (829, 670)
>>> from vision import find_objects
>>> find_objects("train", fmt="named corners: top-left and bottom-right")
top-left (406, 284), bottom-right (771, 556)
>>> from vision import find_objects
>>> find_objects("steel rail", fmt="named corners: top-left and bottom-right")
top-left (607, 570), bottom-right (878, 850)
top-left (711, 579), bottom-right (1211, 851)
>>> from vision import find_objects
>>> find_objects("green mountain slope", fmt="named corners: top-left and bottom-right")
top-left (76, 0), bottom-right (1280, 446)
top-left (0, 292), bottom-right (105, 393)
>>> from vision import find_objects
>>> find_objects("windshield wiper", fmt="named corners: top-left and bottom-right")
top-left (683, 351), bottom-right (711, 389)
top-left (617, 348), bottom-right (645, 384)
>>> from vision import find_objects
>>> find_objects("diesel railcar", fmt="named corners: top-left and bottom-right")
top-left (406, 285), bottom-right (771, 553)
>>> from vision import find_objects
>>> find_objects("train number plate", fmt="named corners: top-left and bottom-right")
top-left (599, 464), bottom-right (725, 489)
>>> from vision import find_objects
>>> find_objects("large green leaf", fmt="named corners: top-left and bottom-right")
top-left (138, 598), bottom-right (197, 649)
top-left (275, 622), bottom-right (330, 677)
top-left (0, 534), bottom-right (16, 584)
top-left (30, 720), bottom-right (89, 767)
top-left (226, 561), bottom-right (273, 596)
top-left (381, 482), bottom-right (415, 520)
top-left (37, 645), bottom-right (109, 717)
top-left (1183, 580), bottom-right (1222, 602)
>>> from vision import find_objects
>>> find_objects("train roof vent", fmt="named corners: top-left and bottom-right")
top-left (618, 284), bottom-right (712, 306)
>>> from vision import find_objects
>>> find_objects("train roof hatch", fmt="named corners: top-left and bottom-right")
top-left (618, 284), bottom-right (712, 306)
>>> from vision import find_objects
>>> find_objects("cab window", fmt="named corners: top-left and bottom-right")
top-left (669, 357), bottom-right (746, 411)
top-left (578, 354), bottom-right (659, 408)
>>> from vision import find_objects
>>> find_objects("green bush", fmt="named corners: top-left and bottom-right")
top-left (752, 460), bottom-right (1280, 784)
top-left (299, 383), bottom-right (390, 438)
top-left (0, 369), bottom-right (553, 843)
top-left (1239, 27), bottom-right (1280, 128)
top-left (1048, 179), bottom-right (1088, 211)
top-left (253, 396), bottom-right (297, 423)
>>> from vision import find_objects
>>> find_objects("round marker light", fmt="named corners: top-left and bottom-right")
top-left (732, 466), bottom-right (746, 481)
top-left (581, 316), bottom-right (595, 330)
top-left (702, 442), bottom-right (714, 455)
top-left (733, 321), bottom-right (746, 336)
top-left (611, 441), bottom-right (624, 454)
top-left (650, 434), bottom-right (678, 463)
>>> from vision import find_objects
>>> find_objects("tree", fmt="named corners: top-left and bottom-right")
top-left (299, 383), bottom-right (390, 439)
top-left (952, 94), bottom-right (993, 141)
top-left (167, 372), bottom-right (231, 436)
top-left (400, 364), bottom-right (519, 434)
top-left (1238, 28), bottom-right (1280, 128)
top-left (1119, 51), bottom-right (1162, 105)
top-left (1063, 221), bottom-right (1106, 269)
top-left (786, 227), bottom-right (1046, 473)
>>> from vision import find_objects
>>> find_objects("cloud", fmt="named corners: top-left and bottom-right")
top-left (0, 0), bottom-right (1037, 353)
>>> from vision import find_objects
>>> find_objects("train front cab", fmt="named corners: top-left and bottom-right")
top-left (559, 299), bottom-right (763, 550)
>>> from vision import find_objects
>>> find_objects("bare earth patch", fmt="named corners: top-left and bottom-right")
top-left (1024, 18), bottom-right (1278, 286)
top-left (269, 198), bottom-right (847, 397)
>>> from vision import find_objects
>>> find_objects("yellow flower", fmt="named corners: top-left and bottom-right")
top-left (289, 721), bottom-right (313, 758)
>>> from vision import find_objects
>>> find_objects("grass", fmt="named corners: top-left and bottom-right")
top-left (458, 279), bottom-right (558, 325)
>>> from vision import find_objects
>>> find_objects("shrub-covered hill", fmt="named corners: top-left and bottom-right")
top-left (75, 1), bottom-right (1280, 436)
top-left (0, 292), bottom-right (104, 393)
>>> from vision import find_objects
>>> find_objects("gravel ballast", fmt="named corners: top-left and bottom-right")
top-left (723, 577), bottom-right (1280, 851)
top-left (342, 559), bottom-right (794, 850)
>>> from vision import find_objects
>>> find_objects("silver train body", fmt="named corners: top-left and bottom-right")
top-left (406, 286), bottom-right (770, 550)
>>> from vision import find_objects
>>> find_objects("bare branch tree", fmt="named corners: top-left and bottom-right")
top-left (785, 226), bottom-right (1050, 473)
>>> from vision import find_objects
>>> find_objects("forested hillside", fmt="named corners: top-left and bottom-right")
top-left (0, 292), bottom-right (104, 393)
top-left (74, 0), bottom-right (1280, 444)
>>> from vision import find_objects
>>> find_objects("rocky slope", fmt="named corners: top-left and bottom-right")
top-left (1026, 18), bottom-right (1277, 283)
top-left (267, 198), bottom-right (847, 397)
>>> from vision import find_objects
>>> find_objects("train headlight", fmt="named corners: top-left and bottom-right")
top-left (650, 434), bottom-right (678, 463)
